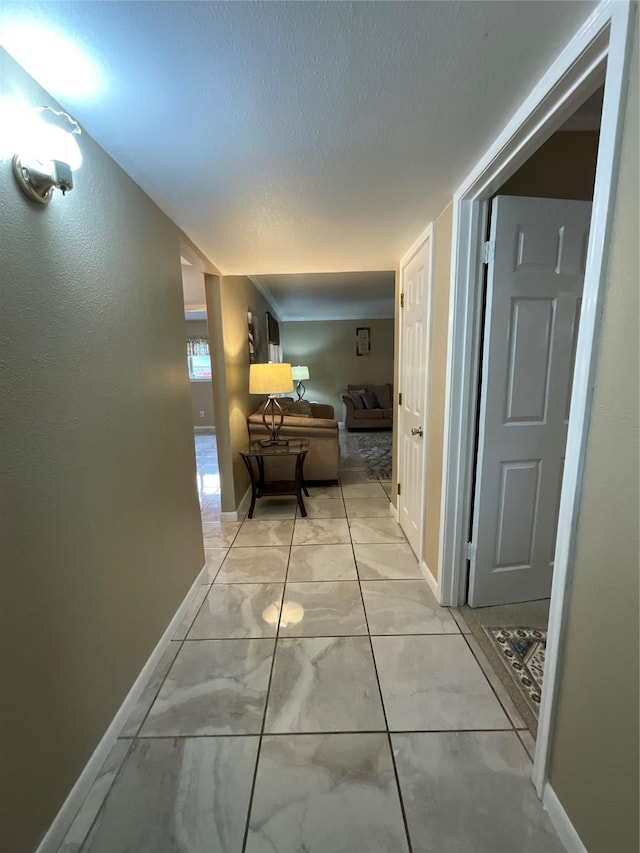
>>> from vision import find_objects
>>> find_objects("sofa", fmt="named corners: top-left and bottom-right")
top-left (247, 398), bottom-right (339, 482)
top-left (341, 383), bottom-right (394, 430)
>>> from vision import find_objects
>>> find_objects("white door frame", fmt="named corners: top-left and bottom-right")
top-left (396, 223), bottom-right (434, 566)
top-left (437, 0), bottom-right (635, 797)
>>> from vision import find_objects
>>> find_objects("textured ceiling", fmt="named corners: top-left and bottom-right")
top-left (1, 1), bottom-right (596, 296)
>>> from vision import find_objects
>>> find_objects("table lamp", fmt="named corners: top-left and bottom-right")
top-left (249, 362), bottom-right (294, 445)
top-left (291, 365), bottom-right (310, 400)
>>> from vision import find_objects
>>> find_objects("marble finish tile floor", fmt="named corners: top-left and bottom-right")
top-left (58, 431), bottom-right (564, 852)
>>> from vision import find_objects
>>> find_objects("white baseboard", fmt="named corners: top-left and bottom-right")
top-left (238, 486), bottom-right (252, 518)
top-left (420, 559), bottom-right (440, 601)
top-left (35, 561), bottom-right (209, 853)
top-left (542, 783), bottom-right (587, 853)
top-left (219, 486), bottom-right (252, 522)
top-left (389, 500), bottom-right (398, 520)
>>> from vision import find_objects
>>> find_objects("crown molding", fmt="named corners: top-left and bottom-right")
top-left (248, 275), bottom-right (283, 321)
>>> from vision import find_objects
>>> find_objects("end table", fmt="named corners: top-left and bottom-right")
top-left (240, 439), bottom-right (310, 519)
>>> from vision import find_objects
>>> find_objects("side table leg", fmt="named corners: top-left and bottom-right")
top-left (301, 455), bottom-right (309, 496)
top-left (241, 455), bottom-right (258, 519)
top-left (256, 456), bottom-right (265, 497)
top-left (296, 452), bottom-right (308, 517)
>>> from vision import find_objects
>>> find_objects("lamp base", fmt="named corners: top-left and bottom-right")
top-left (261, 396), bottom-right (288, 445)
top-left (260, 437), bottom-right (290, 447)
top-left (295, 380), bottom-right (306, 401)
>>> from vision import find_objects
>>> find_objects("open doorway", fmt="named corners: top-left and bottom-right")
top-left (181, 256), bottom-right (219, 517)
top-left (437, 7), bottom-right (636, 803)
top-left (458, 89), bottom-right (603, 739)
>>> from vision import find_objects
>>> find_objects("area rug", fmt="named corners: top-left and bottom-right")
top-left (484, 626), bottom-right (547, 718)
top-left (341, 430), bottom-right (393, 479)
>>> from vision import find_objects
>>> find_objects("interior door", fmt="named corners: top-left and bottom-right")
top-left (398, 235), bottom-right (432, 556)
top-left (468, 196), bottom-right (592, 607)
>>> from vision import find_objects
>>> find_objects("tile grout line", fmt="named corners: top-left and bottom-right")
top-left (212, 576), bottom-right (428, 584)
top-left (349, 524), bottom-right (415, 853)
top-left (180, 630), bottom-right (465, 641)
top-left (76, 556), bottom-right (217, 850)
top-left (459, 630), bottom-right (523, 737)
top-left (239, 516), bottom-right (294, 853)
top-left (126, 726), bottom-right (525, 740)
top-left (515, 728), bottom-right (536, 760)
top-left (74, 738), bottom-right (135, 852)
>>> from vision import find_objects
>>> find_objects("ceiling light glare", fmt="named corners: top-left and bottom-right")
top-left (36, 107), bottom-right (83, 170)
top-left (0, 19), bottom-right (103, 100)
top-left (0, 95), bottom-right (32, 159)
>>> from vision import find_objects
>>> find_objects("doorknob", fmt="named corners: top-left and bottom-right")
top-left (411, 427), bottom-right (423, 437)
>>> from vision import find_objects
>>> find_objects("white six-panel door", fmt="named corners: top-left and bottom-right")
top-left (398, 234), bottom-right (432, 556)
top-left (468, 196), bottom-right (592, 607)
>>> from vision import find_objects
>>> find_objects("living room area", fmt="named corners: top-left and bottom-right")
top-left (266, 282), bottom-right (395, 487)
top-left (192, 267), bottom-right (397, 520)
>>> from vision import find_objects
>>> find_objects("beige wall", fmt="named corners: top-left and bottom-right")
top-left (500, 130), bottom-right (599, 200)
top-left (281, 318), bottom-right (395, 418)
top-left (206, 276), bottom-right (275, 510)
top-left (190, 381), bottom-right (215, 428)
top-left (204, 275), bottom-right (236, 512)
top-left (186, 319), bottom-right (215, 427)
top-left (0, 49), bottom-right (204, 852)
top-left (549, 24), bottom-right (639, 853)
top-left (423, 204), bottom-right (453, 579)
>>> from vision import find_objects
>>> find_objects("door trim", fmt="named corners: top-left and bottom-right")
top-left (397, 222), bottom-right (434, 570)
top-left (437, 0), bottom-right (635, 799)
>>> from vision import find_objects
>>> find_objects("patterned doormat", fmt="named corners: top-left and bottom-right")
top-left (484, 626), bottom-right (546, 718)
top-left (341, 431), bottom-right (393, 479)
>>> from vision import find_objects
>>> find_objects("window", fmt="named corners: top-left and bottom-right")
top-left (187, 336), bottom-right (212, 381)
top-left (188, 355), bottom-right (212, 380)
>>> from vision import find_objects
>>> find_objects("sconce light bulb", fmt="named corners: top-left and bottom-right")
top-left (41, 122), bottom-right (83, 171)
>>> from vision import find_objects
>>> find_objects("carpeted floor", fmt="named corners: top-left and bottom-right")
top-left (340, 429), bottom-right (393, 479)
top-left (457, 599), bottom-right (550, 737)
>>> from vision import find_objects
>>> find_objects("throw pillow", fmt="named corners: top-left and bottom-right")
top-left (282, 400), bottom-right (313, 417)
top-left (361, 389), bottom-right (380, 409)
top-left (349, 390), bottom-right (366, 410)
top-left (369, 384), bottom-right (392, 410)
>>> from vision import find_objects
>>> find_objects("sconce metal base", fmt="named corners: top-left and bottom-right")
top-left (13, 155), bottom-right (53, 204)
top-left (12, 155), bottom-right (73, 204)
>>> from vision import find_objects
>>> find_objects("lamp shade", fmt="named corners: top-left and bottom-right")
top-left (249, 362), bottom-right (294, 395)
top-left (291, 365), bottom-right (310, 381)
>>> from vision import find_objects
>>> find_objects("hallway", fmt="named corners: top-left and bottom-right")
top-left (59, 433), bottom-right (563, 852)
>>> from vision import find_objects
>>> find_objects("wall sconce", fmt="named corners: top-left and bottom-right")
top-left (291, 365), bottom-right (310, 400)
top-left (249, 362), bottom-right (294, 445)
top-left (12, 106), bottom-right (82, 204)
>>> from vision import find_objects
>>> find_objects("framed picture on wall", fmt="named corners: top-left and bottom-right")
top-left (248, 311), bottom-right (257, 363)
top-left (356, 326), bottom-right (371, 357)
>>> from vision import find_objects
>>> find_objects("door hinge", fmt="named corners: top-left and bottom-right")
top-left (481, 240), bottom-right (495, 265)
top-left (398, 391), bottom-right (403, 406)
top-left (400, 292), bottom-right (405, 308)
top-left (466, 541), bottom-right (477, 561)
top-left (397, 483), bottom-right (401, 496)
